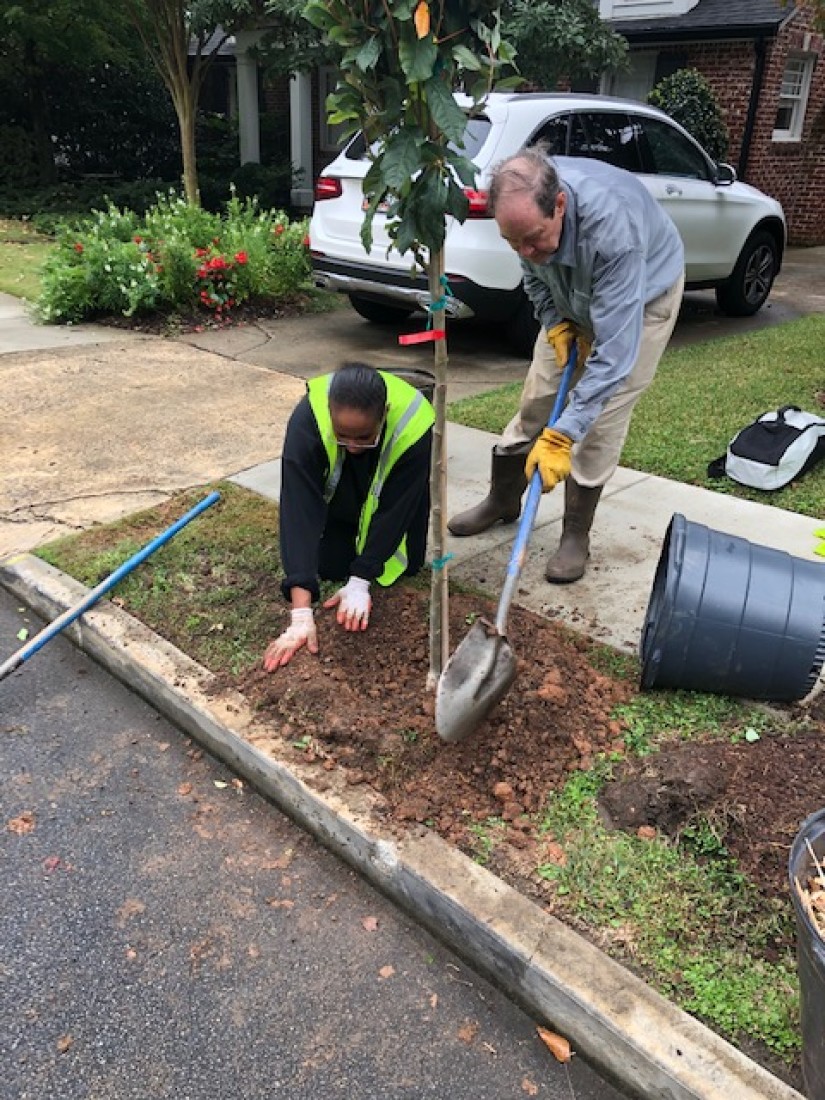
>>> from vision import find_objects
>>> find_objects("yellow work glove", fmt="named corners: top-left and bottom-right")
top-left (525, 429), bottom-right (573, 492)
top-left (546, 321), bottom-right (591, 370)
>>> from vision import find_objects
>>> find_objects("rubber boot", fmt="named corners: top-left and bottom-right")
top-left (448, 449), bottom-right (527, 537)
top-left (545, 479), bottom-right (603, 584)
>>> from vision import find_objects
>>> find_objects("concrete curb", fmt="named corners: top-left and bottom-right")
top-left (0, 553), bottom-right (804, 1100)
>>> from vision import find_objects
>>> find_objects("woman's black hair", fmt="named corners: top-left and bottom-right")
top-left (328, 361), bottom-right (387, 418)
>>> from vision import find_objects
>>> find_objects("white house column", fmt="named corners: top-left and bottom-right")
top-left (234, 30), bottom-right (261, 165)
top-left (290, 71), bottom-right (314, 209)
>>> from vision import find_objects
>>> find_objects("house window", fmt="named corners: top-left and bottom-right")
top-left (319, 67), bottom-right (348, 153)
top-left (773, 54), bottom-right (815, 142)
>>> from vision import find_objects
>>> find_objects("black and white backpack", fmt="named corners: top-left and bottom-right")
top-left (708, 406), bottom-right (825, 490)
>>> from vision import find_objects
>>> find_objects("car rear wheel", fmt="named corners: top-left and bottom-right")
top-left (715, 230), bottom-right (778, 317)
top-left (506, 296), bottom-right (540, 357)
top-left (348, 295), bottom-right (414, 325)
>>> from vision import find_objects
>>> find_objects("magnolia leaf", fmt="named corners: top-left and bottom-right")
top-left (398, 30), bottom-right (438, 83)
top-left (423, 75), bottom-right (467, 144)
top-left (445, 149), bottom-right (478, 187)
top-left (537, 1027), bottom-right (573, 1063)
top-left (414, 1), bottom-right (430, 39)
top-left (381, 132), bottom-right (425, 189)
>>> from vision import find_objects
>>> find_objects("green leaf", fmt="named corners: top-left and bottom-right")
top-left (17, 628), bottom-right (28, 641)
top-left (398, 30), bottom-right (438, 83)
top-left (444, 151), bottom-right (478, 187)
top-left (452, 45), bottom-right (483, 71)
top-left (380, 132), bottom-right (425, 190)
top-left (355, 35), bottom-right (382, 72)
top-left (423, 76), bottom-right (467, 145)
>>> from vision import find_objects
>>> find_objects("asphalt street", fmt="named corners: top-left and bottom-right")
top-left (0, 589), bottom-right (629, 1100)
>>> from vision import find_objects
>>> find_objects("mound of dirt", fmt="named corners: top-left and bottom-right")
top-left (233, 581), bottom-right (825, 908)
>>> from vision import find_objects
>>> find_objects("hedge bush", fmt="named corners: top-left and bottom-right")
top-left (648, 68), bottom-right (729, 163)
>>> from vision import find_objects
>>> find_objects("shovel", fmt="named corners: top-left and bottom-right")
top-left (435, 346), bottom-right (578, 743)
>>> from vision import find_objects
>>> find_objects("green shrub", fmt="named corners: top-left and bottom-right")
top-left (648, 68), bottom-right (729, 163)
top-left (35, 190), bottom-right (311, 325)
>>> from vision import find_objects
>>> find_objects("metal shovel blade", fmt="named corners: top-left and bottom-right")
top-left (435, 617), bottom-right (518, 743)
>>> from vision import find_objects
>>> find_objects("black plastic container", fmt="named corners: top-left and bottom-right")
top-left (790, 808), bottom-right (825, 1100)
top-left (640, 513), bottom-right (825, 702)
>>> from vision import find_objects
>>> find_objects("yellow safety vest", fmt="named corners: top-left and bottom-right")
top-left (307, 371), bottom-right (434, 586)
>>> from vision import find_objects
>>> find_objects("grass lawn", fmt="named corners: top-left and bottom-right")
top-left (0, 218), bottom-right (53, 301)
top-left (447, 313), bottom-right (825, 518)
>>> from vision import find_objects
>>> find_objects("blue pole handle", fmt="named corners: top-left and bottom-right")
top-left (494, 346), bottom-right (578, 635)
top-left (0, 490), bottom-right (221, 683)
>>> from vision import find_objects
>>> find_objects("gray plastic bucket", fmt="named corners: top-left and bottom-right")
top-left (382, 367), bottom-right (435, 404)
top-left (790, 808), bottom-right (825, 1100)
top-left (640, 513), bottom-right (825, 701)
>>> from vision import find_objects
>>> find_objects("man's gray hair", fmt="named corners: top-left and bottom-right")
top-left (488, 142), bottom-right (560, 218)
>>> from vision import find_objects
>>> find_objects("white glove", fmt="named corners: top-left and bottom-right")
top-left (263, 607), bottom-right (318, 670)
top-left (323, 576), bottom-right (372, 632)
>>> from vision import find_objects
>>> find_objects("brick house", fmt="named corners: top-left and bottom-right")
top-left (601, 0), bottom-right (825, 244)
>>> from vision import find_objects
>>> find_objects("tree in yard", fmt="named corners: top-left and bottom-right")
top-left (303, 0), bottom-right (518, 687)
top-left (501, 0), bottom-right (628, 91)
top-left (0, 0), bottom-right (131, 184)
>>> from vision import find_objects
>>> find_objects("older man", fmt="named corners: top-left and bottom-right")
top-left (449, 146), bottom-right (685, 583)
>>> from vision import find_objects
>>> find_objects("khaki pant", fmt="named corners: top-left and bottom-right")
top-left (499, 273), bottom-right (685, 487)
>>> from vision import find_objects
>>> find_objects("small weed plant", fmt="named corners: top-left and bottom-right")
top-left (36, 191), bottom-right (310, 324)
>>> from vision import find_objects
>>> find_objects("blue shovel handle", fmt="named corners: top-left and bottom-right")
top-left (494, 345), bottom-right (578, 635)
top-left (0, 490), bottom-right (221, 683)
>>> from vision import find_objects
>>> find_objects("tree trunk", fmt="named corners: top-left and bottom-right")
top-left (426, 251), bottom-right (450, 690)
top-left (176, 89), bottom-right (200, 205)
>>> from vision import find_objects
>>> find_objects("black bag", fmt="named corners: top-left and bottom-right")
top-left (707, 406), bottom-right (825, 490)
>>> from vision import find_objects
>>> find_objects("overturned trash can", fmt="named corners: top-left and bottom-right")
top-left (640, 513), bottom-right (825, 702)
top-left (790, 808), bottom-right (825, 1100)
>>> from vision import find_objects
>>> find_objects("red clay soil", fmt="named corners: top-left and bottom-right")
top-left (233, 581), bottom-right (825, 908)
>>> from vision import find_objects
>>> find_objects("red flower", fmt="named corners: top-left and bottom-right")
top-left (73, 242), bottom-right (84, 254)
top-left (303, 234), bottom-right (311, 248)
top-left (133, 235), bottom-right (143, 244)
top-left (195, 247), bottom-right (208, 258)
top-left (274, 225), bottom-right (285, 236)
top-left (234, 251), bottom-right (248, 265)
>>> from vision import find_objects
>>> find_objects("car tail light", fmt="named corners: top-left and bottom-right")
top-left (314, 176), bottom-right (343, 201)
top-left (463, 188), bottom-right (490, 218)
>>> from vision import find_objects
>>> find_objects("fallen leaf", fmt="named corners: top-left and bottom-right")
top-left (231, 778), bottom-right (243, 790)
top-left (56, 1034), bottom-right (74, 1053)
top-left (213, 780), bottom-right (228, 789)
top-left (378, 965), bottom-right (395, 979)
top-left (457, 1020), bottom-right (479, 1043)
top-left (7, 810), bottom-right (35, 835)
top-left (522, 1079), bottom-right (539, 1096)
top-left (177, 782), bottom-right (193, 796)
top-left (43, 855), bottom-right (61, 871)
top-left (116, 898), bottom-right (146, 926)
top-left (125, 948), bottom-right (138, 960)
top-left (266, 898), bottom-right (295, 910)
top-left (429, 993), bottom-right (438, 1009)
top-left (157, 742), bottom-right (170, 752)
top-left (16, 628), bottom-right (28, 641)
top-left (361, 915), bottom-right (379, 932)
top-left (537, 1026), bottom-right (573, 1063)
top-left (248, 944), bottom-right (261, 959)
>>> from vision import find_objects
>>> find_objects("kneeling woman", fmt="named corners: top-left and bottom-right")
top-left (264, 361), bottom-right (434, 670)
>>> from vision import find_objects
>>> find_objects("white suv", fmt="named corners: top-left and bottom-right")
top-left (309, 92), bottom-right (787, 355)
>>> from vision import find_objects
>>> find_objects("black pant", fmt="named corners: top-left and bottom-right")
top-left (319, 492), bottom-right (430, 583)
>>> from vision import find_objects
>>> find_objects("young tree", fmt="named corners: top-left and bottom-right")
top-left (303, 0), bottom-right (518, 687)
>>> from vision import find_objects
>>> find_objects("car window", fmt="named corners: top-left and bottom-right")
top-left (634, 117), bottom-right (712, 180)
top-left (568, 112), bottom-right (644, 173)
top-left (344, 116), bottom-right (492, 162)
top-left (529, 113), bottom-right (571, 156)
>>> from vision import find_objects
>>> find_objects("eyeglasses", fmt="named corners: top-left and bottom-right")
top-left (334, 415), bottom-right (386, 450)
